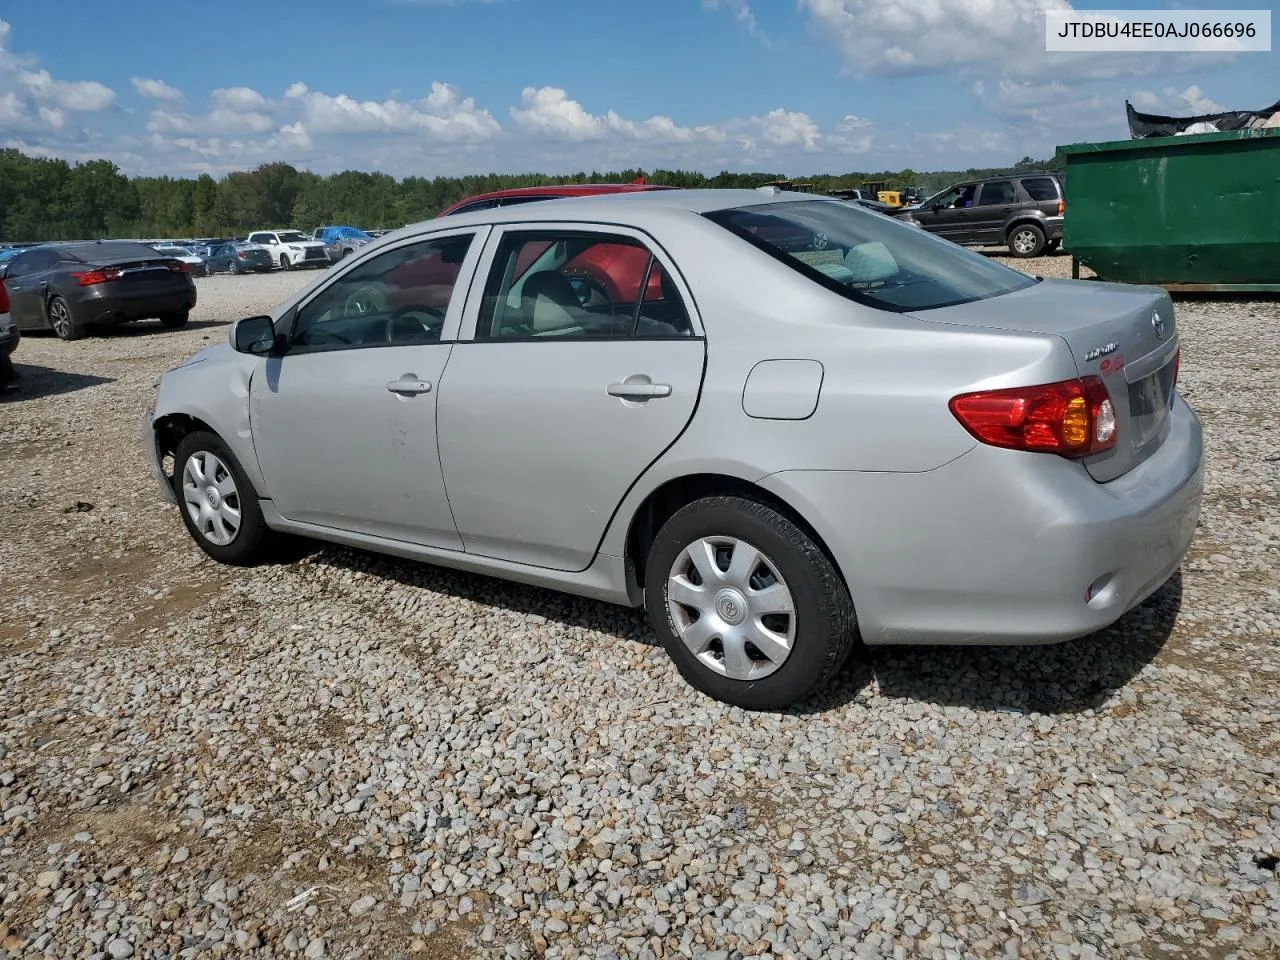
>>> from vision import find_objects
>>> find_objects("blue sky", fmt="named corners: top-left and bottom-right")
top-left (0, 0), bottom-right (1274, 178)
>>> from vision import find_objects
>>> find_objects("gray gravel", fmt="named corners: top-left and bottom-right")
top-left (1, 258), bottom-right (1277, 959)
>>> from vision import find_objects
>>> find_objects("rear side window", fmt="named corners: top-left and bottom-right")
top-left (706, 200), bottom-right (1037, 312)
top-left (476, 231), bottom-right (692, 340)
top-left (977, 181), bottom-right (1016, 206)
top-left (1020, 177), bottom-right (1060, 202)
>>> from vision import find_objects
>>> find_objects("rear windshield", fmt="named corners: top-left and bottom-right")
top-left (705, 200), bottom-right (1037, 312)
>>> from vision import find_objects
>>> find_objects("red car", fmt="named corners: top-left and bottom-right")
top-left (413, 181), bottom-right (679, 305)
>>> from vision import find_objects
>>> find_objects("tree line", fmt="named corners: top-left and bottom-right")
top-left (0, 148), bottom-right (1065, 243)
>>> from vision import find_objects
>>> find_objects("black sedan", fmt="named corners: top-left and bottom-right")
top-left (0, 242), bottom-right (197, 341)
top-left (206, 242), bottom-right (274, 275)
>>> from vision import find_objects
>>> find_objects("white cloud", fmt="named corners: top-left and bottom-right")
top-left (17, 68), bottom-right (115, 111)
top-left (510, 86), bottom-right (724, 143)
top-left (211, 86), bottom-right (269, 112)
top-left (131, 77), bottom-right (184, 103)
top-left (703, 0), bottom-right (770, 44)
top-left (287, 81), bottom-right (501, 139)
top-left (800, 0), bottom-right (1072, 76)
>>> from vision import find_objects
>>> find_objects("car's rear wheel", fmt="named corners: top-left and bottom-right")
top-left (644, 495), bottom-right (856, 710)
top-left (279, 254), bottom-right (291, 271)
top-left (160, 311), bottom-right (189, 330)
top-left (1008, 223), bottom-right (1046, 258)
top-left (47, 296), bottom-right (82, 341)
top-left (173, 431), bottom-right (272, 565)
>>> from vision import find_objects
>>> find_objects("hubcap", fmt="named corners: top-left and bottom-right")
top-left (1013, 231), bottom-right (1036, 253)
top-left (181, 451), bottom-right (241, 546)
top-left (666, 536), bottom-right (796, 681)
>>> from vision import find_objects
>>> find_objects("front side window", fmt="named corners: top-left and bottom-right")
top-left (476, 231), bottom-right (693, 340)
top-left (706, 200), bottom-right (1037, 312)
top-left (977, 181), bottom-right (1016, 206)
top-left (289, 234), bottom-right (474, 352)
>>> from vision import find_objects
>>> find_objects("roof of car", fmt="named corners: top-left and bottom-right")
top-left (439, 182), bottom-right (676, 214)
top-left (420, 188), bottom-right (826, 232)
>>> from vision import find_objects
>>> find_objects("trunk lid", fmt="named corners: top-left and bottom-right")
top-left (912, 278), bottom-right (1179, 482)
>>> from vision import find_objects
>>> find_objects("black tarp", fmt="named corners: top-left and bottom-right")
top-left (1126, 98), bottom-right (1280, 138)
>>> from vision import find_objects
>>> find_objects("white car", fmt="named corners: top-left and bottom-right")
top-left (245, 230), bottom-right (330, 271)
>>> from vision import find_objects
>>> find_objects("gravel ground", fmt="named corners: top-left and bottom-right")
top-left (1, 255), bottom-right (1277, 960)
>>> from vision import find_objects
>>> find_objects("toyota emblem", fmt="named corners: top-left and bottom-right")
top-left (1151, 310), bottom-right (1168, 340)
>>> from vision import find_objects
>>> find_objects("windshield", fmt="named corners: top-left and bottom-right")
top-left (277, 231), bottom-right (309, 243)
top-left (705, 200), bottom-right (1036, 312)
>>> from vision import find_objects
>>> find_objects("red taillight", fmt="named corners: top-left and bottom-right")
top-left (1057, 199), bottom-right (1065, 216)
top-left (950, 377), bottom-right (1117, 458)
top-left (236, 252), bottom-right (247, 260)
top-left (0, 279), bottom-right (9, 314)
top-left (168, 260), bottom-right (190, 274)
top-left (71, 267), bottom-right (122, 286)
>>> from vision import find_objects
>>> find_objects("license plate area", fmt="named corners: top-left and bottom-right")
top-left (1128, 357), bottom-right (1176, 452)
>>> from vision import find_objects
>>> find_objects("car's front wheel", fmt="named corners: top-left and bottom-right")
top-left (279, 254), bottom-right (291, 271)
top-left (644, 495), bottom-right (857, 710)
top-left (173, 431), bottom-right (272, 565)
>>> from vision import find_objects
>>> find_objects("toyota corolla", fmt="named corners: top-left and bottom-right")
top-left (144, 189), bottom-right (1202, 709)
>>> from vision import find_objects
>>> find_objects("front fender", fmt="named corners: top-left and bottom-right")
top-left (153, 355), bottom-right (267, 498)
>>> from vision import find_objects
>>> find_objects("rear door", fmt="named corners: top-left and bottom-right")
top-left (436, 224), bottom-right (706, 571)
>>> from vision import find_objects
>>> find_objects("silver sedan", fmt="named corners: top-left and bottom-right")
top-left (144, 189), bottom-right (1203, 709)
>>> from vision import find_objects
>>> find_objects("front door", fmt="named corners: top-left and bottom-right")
top-left (437, 225), bottom-right (706, 571)
top-left (916, 184), bottom-right (977, 244)
top-left (249, 228), bottom-right (488, 548)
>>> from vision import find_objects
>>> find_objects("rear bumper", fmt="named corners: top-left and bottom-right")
top-left (141, 411), bottom-right (177, 505)
top-left (1043, 216), bottom-right (1065, 241)
top-left (761, 394), bottom-right (1203, 645)
top-left (75, 283), bottom-right (197, 325)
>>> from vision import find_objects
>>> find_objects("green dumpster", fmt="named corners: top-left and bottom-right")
top-left (1058, 126), bottom-right (1280, 291)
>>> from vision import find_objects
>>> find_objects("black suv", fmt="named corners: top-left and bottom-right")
top-left (893, 173), bottom-right (1064, 257)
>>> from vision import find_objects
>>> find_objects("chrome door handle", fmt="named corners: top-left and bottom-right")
top-left (386, 378), bottom-right (432, 395)
top-left (607, 380), bottom-right (672, 400)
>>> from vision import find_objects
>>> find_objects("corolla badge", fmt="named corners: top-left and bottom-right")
top-left (1084, 341), bottom-right (1119, 362)
top-left (1152, 309), bottom-right (1168, 340)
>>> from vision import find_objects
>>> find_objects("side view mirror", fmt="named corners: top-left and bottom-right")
top-left (231, 315), bottom-right (279, 355)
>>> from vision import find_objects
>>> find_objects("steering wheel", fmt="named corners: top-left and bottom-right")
top-left (344, 284), bottom-right (390, 317)
top-left (386, 306), bottom-right (445, 343)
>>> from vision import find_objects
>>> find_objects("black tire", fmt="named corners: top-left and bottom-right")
top-left (644, 495), bottom-right (856, 710)
top-left (228, 259), bottom-right (241, 275)
top-left (160, 311), bottom-right (189, 330)
top-left (1007, 222), bottom-right (1046, 258)
top-left (279, 254), bottom-right (291, 271)
top-left (172, 430), bottom-right (273, 565)
top-left (47, 296), bottom-right (83, 341)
